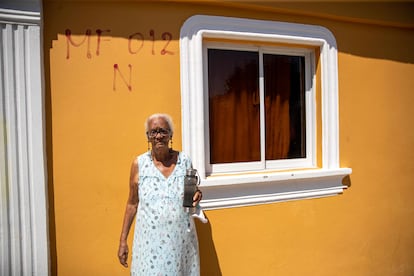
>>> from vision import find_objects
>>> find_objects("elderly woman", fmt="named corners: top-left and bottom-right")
top-left (118, 113), bottom-right (203, 275)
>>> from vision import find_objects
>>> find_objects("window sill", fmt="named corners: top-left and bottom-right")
top-left (199, 168), bottom-right (352, 210)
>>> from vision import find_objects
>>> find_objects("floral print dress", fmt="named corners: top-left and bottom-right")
top-left (131, 151), bottom-right (200, 276)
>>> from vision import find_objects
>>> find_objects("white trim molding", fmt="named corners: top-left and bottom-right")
top-left (201, 169), bottom-right (350, 209)
top-left (0, 5), bottom-right (49, 276)
top-left (180, 15), bottom-right (352, 209)
top-left (0, 8), bottom-right (41, 25)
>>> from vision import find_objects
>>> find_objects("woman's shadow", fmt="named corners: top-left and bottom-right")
top-left (196, 215), bottom-right (222, 276)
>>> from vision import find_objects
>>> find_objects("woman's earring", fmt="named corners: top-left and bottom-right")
top-left (169, 138), bottom-right (173, 150)
top-left (147, 140), bottom-right (151, 151)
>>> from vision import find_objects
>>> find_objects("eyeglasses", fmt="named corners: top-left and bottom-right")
top-left (147, 128), bottom-right (171, 138)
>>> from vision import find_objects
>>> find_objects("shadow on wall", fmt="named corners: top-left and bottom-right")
top-left (196, 217), bottom-right (222, 276)
top-left (44, 38), bottom-right (57, 276)
top-left (342, 175), bottom-right (352, 188)
top-left (259, 2), bottom-right (414, 64)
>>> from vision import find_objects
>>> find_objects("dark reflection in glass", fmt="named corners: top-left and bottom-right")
top-left (208, 49), bottom-right (306, 165)
top-left (208, 49), bottom-right (260, 163)
top-left (263, 54), bottom-right (306, 160)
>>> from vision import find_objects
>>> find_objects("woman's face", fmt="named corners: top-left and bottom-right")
top-left (147, 117), bottom-right (172, 151)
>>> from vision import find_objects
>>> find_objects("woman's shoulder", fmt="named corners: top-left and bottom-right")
top-left (136, 151), bottom-right (151, 165)
top-left (137, 151), bottom-right (150, 158)
top-left (177, 151), bottom-right (192, 166)
top-left (175, 150), bottom-right (187, 159)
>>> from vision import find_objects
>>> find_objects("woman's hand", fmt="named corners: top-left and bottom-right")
top-left (118, 241), bottom-right (129, 268)
top-left (192, 189), bottom-right (203, 206)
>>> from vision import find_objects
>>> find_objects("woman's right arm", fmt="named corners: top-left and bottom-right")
top-left (117, 158), bottom-right (139, 268)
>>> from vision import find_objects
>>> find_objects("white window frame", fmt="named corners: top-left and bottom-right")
top-left (180, 15), bottom-right (352, 210)
top-left (203, 43), bottom-right (315, 174)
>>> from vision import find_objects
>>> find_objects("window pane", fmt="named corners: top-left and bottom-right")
top-left (208, 49), bottom-right (260, 164)
top-left (264, 54), bottom-right (306, 160)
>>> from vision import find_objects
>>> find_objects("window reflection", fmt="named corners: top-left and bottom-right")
top-left (208, 49), bottom-right (306, 164)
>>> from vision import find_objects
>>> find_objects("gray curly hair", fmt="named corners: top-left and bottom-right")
top-left (144, 113), bottom-right (174, 136)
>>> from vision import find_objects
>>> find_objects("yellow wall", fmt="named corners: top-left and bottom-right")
top-left (44, 1), bottom-right (414, 275)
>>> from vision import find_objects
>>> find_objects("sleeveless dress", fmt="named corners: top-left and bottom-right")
top-left (131, 151), bottom-right (200, 276)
